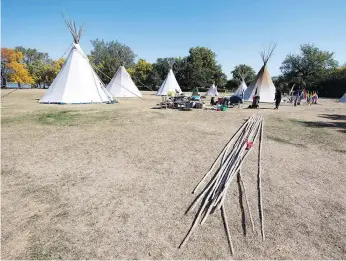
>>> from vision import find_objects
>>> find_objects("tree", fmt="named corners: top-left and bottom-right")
top-left (14, 46), bottom-right (53, 88)
top-left (146, 69), bottom-right (161, 89)
top-left (225, 79), bottom-right (238, 92)
top-left (1, 48), bottom-right (34, 87)
top-left (319, 67), bottom-right (346, 97)
top-left (280, 44), bottom-right (338, 90)
top-left (33, 58), bottom-right (66, 88)
top-left (149, 57), bottom-right (184, 90)
top-left (152, 57), bottom-right (182, 81)
top-left (127, 59), bottom-right (153, 88)
top-left (89, 39), bottom-right (136, 83)
top-left (231, 64), bottom-right (256, 84)
top-left (178, 46), bottom-right (226, 89)
top-left (14, 46), bottom-right (49, 67)
top-left (272, 75), bottom-right (291, 93)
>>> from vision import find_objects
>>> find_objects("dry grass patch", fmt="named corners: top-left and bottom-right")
top-left (1, 91), bottom-right (346, 259)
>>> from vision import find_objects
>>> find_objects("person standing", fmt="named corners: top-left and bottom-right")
top-left (274, 90), bottom-right (282, 109)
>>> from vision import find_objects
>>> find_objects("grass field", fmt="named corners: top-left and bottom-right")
top-left (1, 89), bottom-right (346, 259)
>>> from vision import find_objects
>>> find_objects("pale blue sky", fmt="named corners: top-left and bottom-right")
top-left (2, 0), bottom-right (346, 78)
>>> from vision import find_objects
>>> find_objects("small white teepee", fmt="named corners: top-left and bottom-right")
top-left (156, 69), bottom-right (182, 96)
top-left (233, 80), bottom-right (247, 99)
top-left (106, 66), bottom-right (142, 98)
top-left (206, 83), bottom-right (219, 97)
top-left (243, 45), bottom-right (276, 103)
top-left (40, 15), bottom-right (113, 104)
top-left (339, 93), bottom-right (346, 103)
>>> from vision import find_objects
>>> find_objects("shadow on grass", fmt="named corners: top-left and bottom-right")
top-left (244, 107), bottom-right (273, 110)
top-left (319, 114), bottom-right (346, 121)
top-left (267, 135), bottom-right (307, 148)
top-left (292, 114), bottom-right (346, 134)
top-left (333, 149), bottom-right (346, 154)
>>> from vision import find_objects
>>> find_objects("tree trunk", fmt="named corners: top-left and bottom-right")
top-left (1, 77), bottom-right (7, 88)
top-left (18, 82), bottom-right (21, 89)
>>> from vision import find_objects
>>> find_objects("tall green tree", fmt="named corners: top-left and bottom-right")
top-left (152, 57), bottom-right (182, 81)
top-left (89, 39), bottom-right (136, 83)
top-left (231, 64), bottom-right (256, 84)
top-left (280, 44), bottom-right (338, 90)
top-left (179, 46), bottom-right (226, 89)
top-left (319, 67), bottom-right (346, 97)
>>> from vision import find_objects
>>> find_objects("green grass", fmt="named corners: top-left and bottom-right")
top-left (2, 109), bottom-right (118, 126)
top-left (38, 110), bottom-right (81, 126)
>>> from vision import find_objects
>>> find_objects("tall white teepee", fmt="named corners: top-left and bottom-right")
top-left (243, 45), bottom-right (276, 103)
top-left (40, 15), bottom-right (113, 104)
top-left (106, 66), bottom-right (142, 98)
top-left (339, 93), bottom-right (346, 103)
top-left (156, 69), bottom-right (182, 96)
top-left (206, 83), bottom-right (219, 97)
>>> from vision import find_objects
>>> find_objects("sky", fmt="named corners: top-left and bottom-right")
top-left (2, 0), bottom-right (346, 78)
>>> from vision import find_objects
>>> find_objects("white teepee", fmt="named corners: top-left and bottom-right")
top-left (339, 93), bottom-right (346, 103)
top-left (40, 16), bottom-right (113, 104)
top-left (243, 45), bottom-right (276, 103)
top-left (156, 69), bottom-right (182, 96)
top-left (206, 83), bottom-right (219, 97)
top-left (106, 66), bottom-right (142, 98)
top-left (233, 80), bottom-right (247, 99)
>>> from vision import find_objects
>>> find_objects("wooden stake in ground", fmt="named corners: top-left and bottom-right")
top-left (258, 119), bottom-right (265, 241)
top-left (221, 204), bottom-right (234, 254)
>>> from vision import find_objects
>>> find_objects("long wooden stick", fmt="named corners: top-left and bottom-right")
top-left (192, 119), bottom-right (250, 193)
top-left (221, 205), bottom-right (234, 255)
top-left (215, 118), bottom-right (263, 210)
top-left (181, 115), bottom-right (265, 251)
top-left (258, 119), bottom-right (265, 241)
top-left (239, 171), bottom-right (255, 232)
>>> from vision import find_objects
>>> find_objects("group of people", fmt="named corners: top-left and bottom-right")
top-left (209, 88), bottom-right (318, 110)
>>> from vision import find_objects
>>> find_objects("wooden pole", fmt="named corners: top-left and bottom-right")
top-left (258, 119), bottom-right (265, 241)
top-left (221, 205), bottom-right (234, 255)
top-left (239, 170), bottom-right (255, 232)
top-left (192, 118), bottom-right (250, 194)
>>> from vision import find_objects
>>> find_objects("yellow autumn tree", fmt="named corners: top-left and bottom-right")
top-left (53, 58), bottom-right (66, 70)
top-left (1, 48), bottom-right (34, 87)
top-left (128, 59), bottom-right (153, 85)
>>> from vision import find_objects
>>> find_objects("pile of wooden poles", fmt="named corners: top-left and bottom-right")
top-left (179, 114), bottom-right (265, 255)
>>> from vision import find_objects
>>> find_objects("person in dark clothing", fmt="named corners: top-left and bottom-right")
top-left (210, 97), bottom-right (215, 106)
top-left (274, 90), bottom-right (282, 109)
top-left (249, 95), bottom-right (260, 108)
top-left (222, 97), bottom-right (230, 107)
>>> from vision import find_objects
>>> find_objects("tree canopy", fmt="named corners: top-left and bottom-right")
top-left (231, 64), bottom-right (256, 84)
top-left (1, 48), bottom-right (34, 87)
top-left (127, 59), bottom-right (153, 88)
top-left (181, 47), bottom-right (226, 88)
top-left (280, 44), bottom-right (339, 89)
top-left (2, 41), bottom-right (344, 97)
top-left (89, 39), bottom-right (137, 83)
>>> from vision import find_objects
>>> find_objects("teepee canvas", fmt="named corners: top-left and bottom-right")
top-left (233, 80), bottom-right (247, 99)
top-left (40, 16), bottom-right (113, 104)
top-left (233, 69), bottom-right (248, 99)
top-left (156, 69), bottom-right (182, 96)
top-left (106, 66), bottom-right (142, 98)
top-left (243, 45), bottom-right (276, 103)
top-left (206, 84), bottom-right (219, 97)
top-left (339, 93), bottom-right (346, 103)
